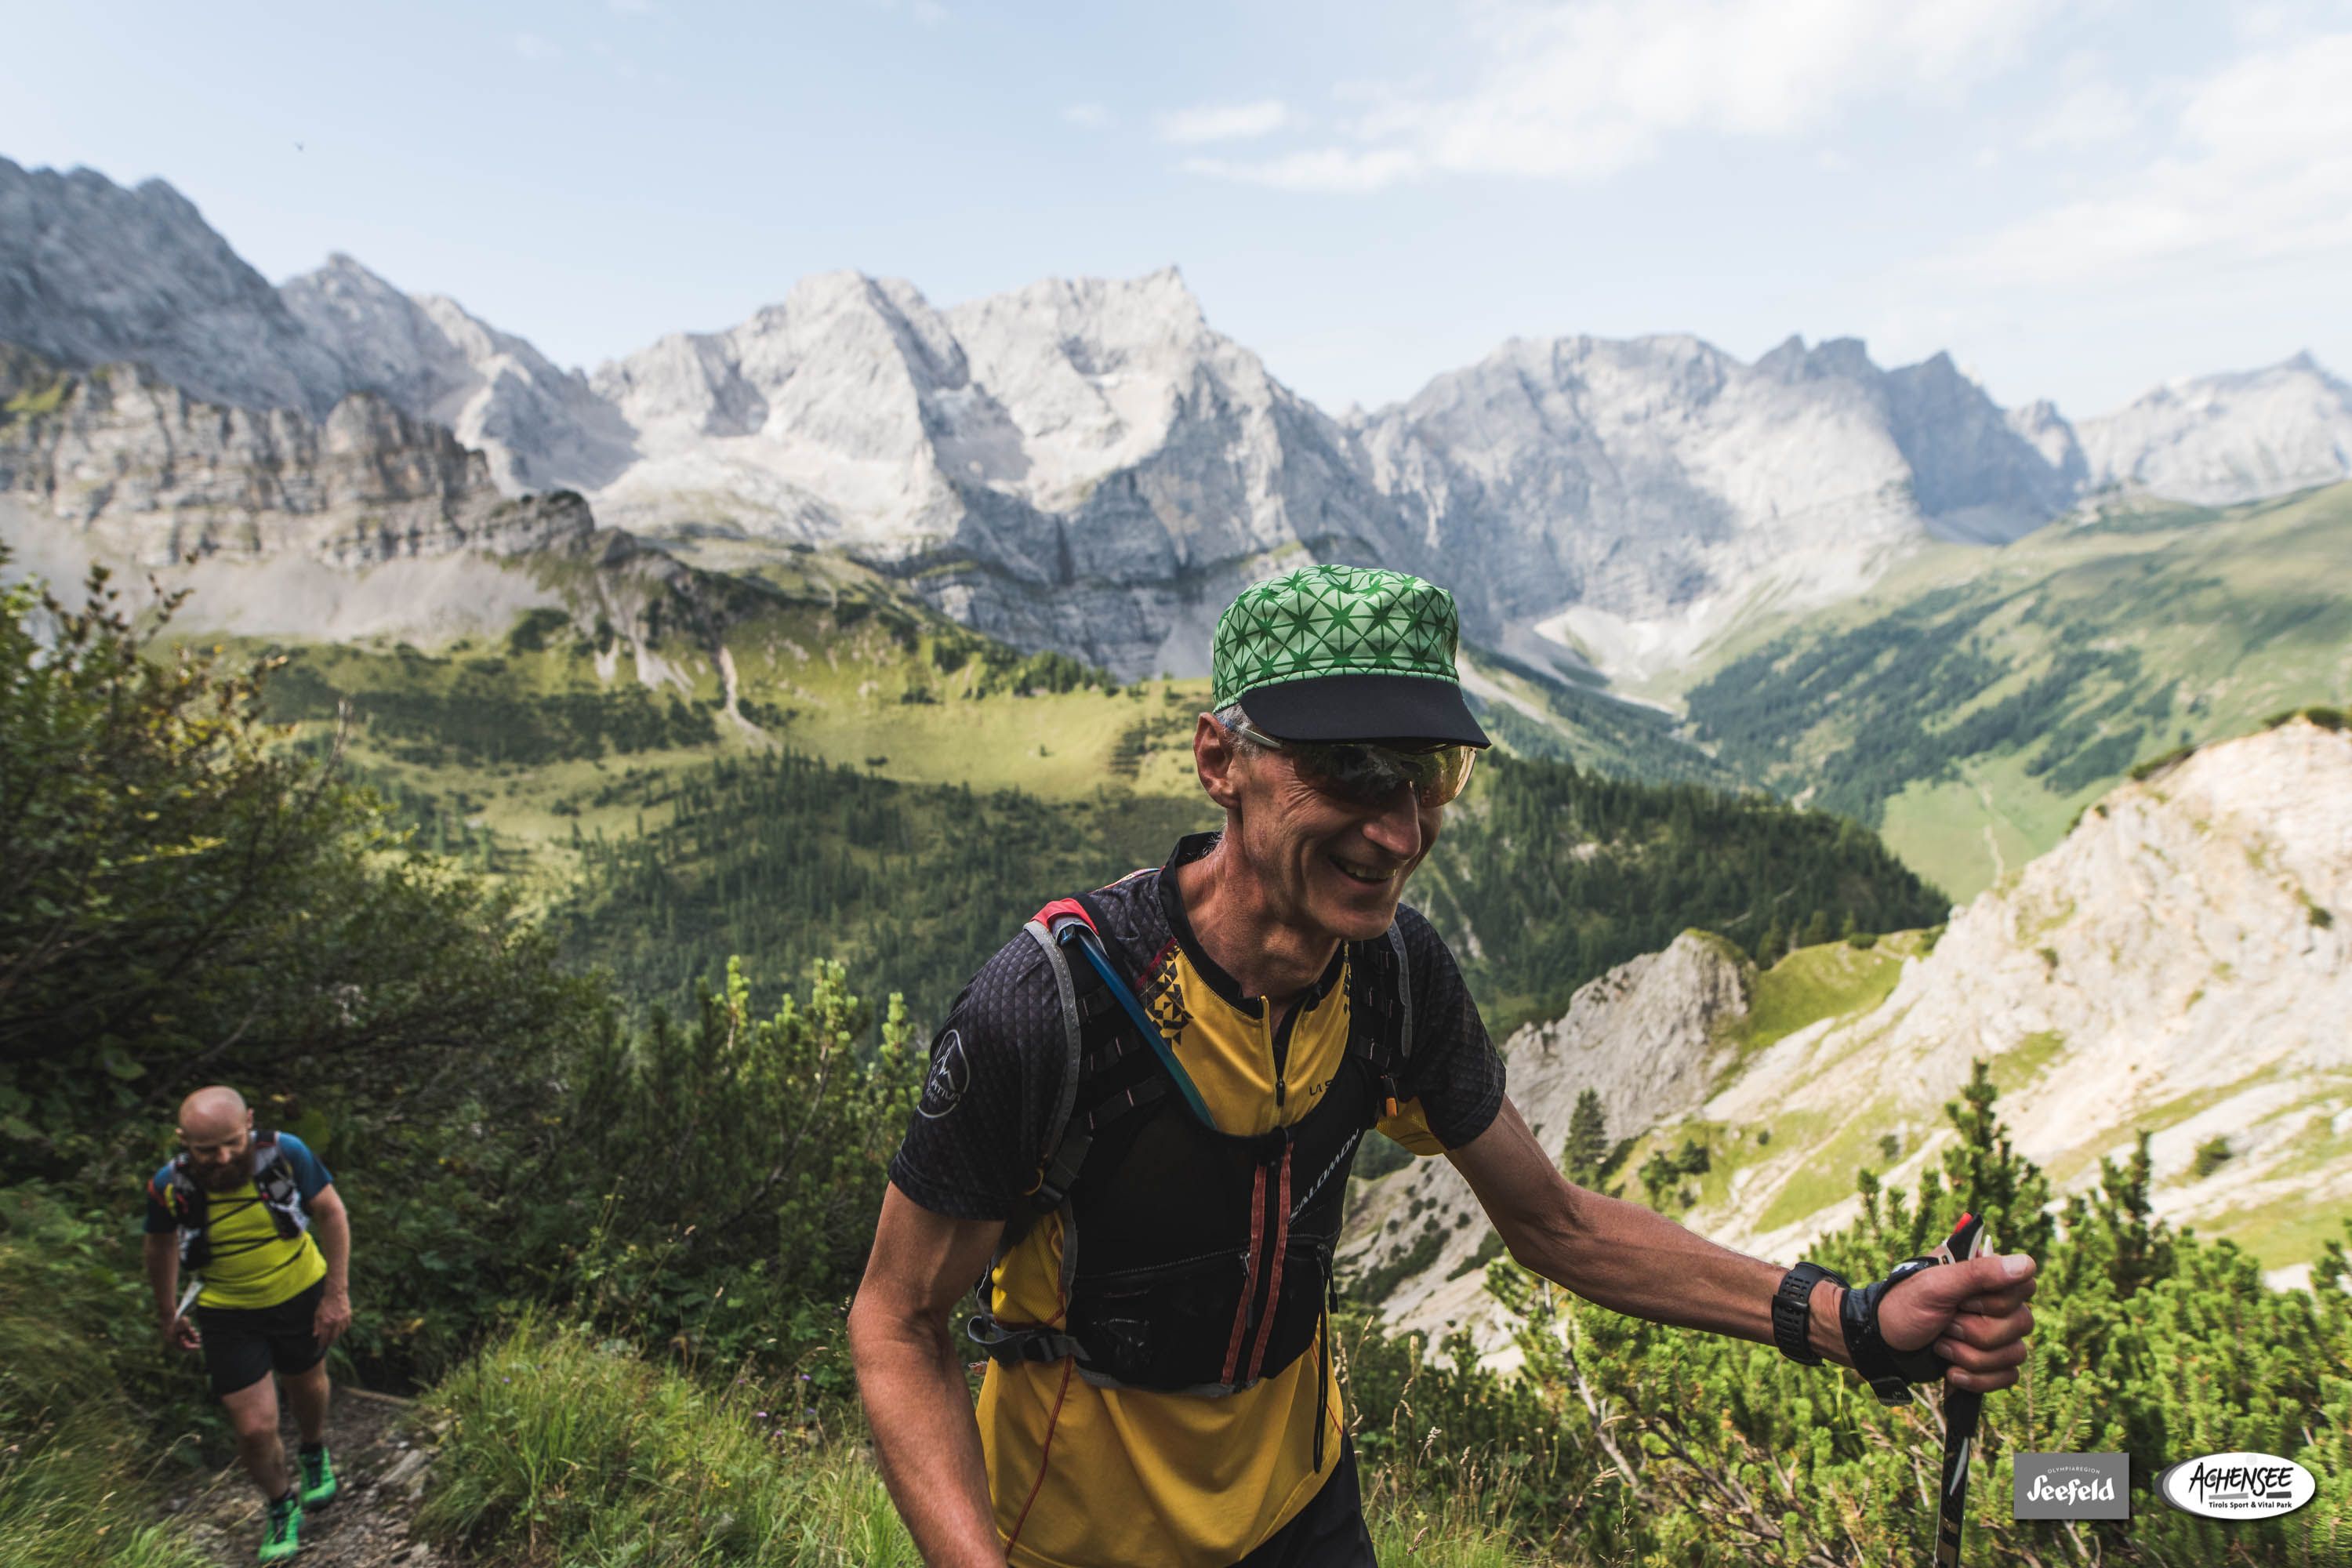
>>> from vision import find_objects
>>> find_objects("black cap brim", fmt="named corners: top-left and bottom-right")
top-left (1240, 673), bottom-right (1491, 748)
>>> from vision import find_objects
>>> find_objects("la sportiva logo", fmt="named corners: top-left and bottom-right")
top-left (916, 1029), bottom-right (970, 1120)
top-left (2154, 1452), bottom-right (2316, 1519)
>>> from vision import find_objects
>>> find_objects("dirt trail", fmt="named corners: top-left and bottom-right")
top-left (166, 1385), bottom-right (453, 1567)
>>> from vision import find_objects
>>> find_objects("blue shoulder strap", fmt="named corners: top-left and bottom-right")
top-left (1055, 920), bottom-right (1217, 1129)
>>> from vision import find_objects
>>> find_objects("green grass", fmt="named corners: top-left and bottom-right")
top-left (418, 1318), bottom-right (922, 1567)
top-left (0, 1188), bottom-right (214, 1568)
top-left (420, 1319), bottom-right (1577, 1566)
top-left (1665, 481), bottom-right (2352, 895)
top-left (0, 1417), bottom-right (212, 1568)
top-left (1730, 938), bottom-right (1911, 1058)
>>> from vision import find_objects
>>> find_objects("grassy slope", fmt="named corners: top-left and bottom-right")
top-left (1607, 933), bottom-right (1933, 1224)
top-left (237, 544), bottom-right (1735, 916)
top-left (1659, 482), bottom-right (2352, 898)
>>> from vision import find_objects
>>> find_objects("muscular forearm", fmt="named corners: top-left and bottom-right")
top-left (1510, 1184), bottom-right (1848, 1364)
top-left (143, 1234), bottom-right (181, 1321)
top-left (849, 1303), bottom-right (1004, 1567)
top-left (312, 1204), bottom-right (350, 1295)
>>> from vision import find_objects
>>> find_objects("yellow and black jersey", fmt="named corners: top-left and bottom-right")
top-left (887, 831), bottom-right (1504, 1568)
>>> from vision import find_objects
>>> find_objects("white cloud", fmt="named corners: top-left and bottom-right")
top-left (607, 0), bottom-right (658, 15)
top-left (2020, 77), bottom-right (2141, 151)
top-left (513, 31), bottom-right (561, 63)
top-left (1156, 100), bottom-right (1292, 146)
top-left (1186, 0), bottom-right (2051, 191)
top-left (1063, 103), bottom-right (1112, 129)
top-left (1947, 32), bottom-right (2352, 287)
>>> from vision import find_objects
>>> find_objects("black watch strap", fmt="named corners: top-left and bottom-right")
top-left (1840, 1257), bottom-right (1953, 1404)
top-left (1773, 1261), bottom-right (1846, 1365)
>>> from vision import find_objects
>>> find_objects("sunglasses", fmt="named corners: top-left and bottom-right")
top-left (1225, 717), bottom-right (1479, 808)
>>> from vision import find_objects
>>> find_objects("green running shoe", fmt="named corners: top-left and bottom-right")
top-left (298, 1444), bottom-right (338, 1508)
top-left (258, 1491), bottom-right (302, 1563)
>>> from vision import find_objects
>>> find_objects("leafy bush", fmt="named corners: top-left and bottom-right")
top-left (1345, 1064), bottom-right (2352, 1565)
top-left (0, 557), bottom-right (604, 1186)
top-left (550, 959), bottom-right (917, 1384)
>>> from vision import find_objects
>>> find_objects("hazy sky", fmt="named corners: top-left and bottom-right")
top-left (5, 2), bottom-right (2347, 418)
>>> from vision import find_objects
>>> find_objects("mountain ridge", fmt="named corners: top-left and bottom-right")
top-left (1347, 715), bottom-right (2352, 1360)
top-left (5, 154), bottom-right (2348, 684)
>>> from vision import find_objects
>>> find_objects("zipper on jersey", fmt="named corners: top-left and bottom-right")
top-left (1270, 1000), bottom-right (1302, 1109)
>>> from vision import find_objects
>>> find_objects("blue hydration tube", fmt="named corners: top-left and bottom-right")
top-left (1058, 923), bottom-right (1218, 1129)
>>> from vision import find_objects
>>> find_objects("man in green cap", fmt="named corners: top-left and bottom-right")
top-left (851, 564), bottom-right (2038, 1567)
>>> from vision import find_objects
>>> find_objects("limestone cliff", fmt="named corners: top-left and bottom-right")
top-left (1345, 720), bottom-right (2352, 1353)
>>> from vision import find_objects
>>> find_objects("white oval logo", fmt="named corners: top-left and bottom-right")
top-left (2155, 1452), bottom-right (2314, 1519)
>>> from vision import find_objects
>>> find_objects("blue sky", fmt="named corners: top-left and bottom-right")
top-left (5, 2), bottom-right (2348, 418)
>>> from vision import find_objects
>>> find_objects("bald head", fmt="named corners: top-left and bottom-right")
top-left (177, 1086), bottom-right (249, 1145)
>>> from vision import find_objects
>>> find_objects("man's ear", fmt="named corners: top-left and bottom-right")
top-left (1194, 714), bottom-right (1244, 811)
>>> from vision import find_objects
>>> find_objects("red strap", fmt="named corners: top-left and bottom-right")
top-left (1221, 1163), bottom-right (1268, 1385)
top-left (1033, 897), bottom-right (1097, 932)
top-left (1243, 1146), bottom-right (1294, 1384)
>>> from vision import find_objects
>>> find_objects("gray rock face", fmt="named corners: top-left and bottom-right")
top-left (0, 343), bottom-right (739, 665)
top-left (0, 158), bottom-right (348, 419)
top-left (281, 254), bottom-right (637, 494)
top-left (584, 267), bottom-right (1413, 675)
top-left (6, 154), bottom-right (2347, 681)
top-left (0, 348), bottom-right (583, 568)
top-left (2077, 353), bottom-right (2352, 505)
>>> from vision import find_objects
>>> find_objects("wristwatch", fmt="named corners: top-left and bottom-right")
top-left (1772, 1261), bottom-right (1847, 1365)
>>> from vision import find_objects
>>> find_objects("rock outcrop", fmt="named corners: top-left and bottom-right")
top-left (0, 159), bottom-right (348, 419)
top-left (0, 345), bottom-right (731, 659)
top-left (282, 254), bottom-right (637, 495)
top-left (0, 347), bottom-right (583, 568)
top-left (2078, 353), bottom-right (2352, 506)
top-left (1345, 720), bottom-right (2352, 1352)
top-left (1341, 931), bottom-right (1755, 1354)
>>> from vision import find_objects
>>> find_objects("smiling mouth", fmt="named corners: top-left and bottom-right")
top-left (1330, 855), bottom-right (1400, 886)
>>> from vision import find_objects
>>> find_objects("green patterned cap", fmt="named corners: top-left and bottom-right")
top-left (1210, 564), bottom-right (1489, 746)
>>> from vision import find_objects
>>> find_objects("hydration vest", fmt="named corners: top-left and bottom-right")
top-left (967, 894), bottom-right (1414, 1475)
top-left (154, 1131), bottom-right (309, 1271)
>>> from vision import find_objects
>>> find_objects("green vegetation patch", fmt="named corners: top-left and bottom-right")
top-left (419, 1320), bottom-right (918, 1566)
top-left (1732, 940), bottom-right (1908, 1058)
top-left (1677, 483), bottom-right (2352, 896)
top-left (1417, 757), bottom-right (1947, 1034)
top-left (263, 641), bottom-right (720, 766)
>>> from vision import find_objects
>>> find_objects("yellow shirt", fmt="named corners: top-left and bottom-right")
top-left (983, 935), bottom-right (1444, 1568)
top-left (887, 837), bottom-right (1504, 1568)
top-left (191, 1182), bottom-right (326, 1312)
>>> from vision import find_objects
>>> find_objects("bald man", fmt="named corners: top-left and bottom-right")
top-left (144, 1087), bottom-right (352, 1565)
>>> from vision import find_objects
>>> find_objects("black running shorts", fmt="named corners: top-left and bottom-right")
top-left (1232, 1440), bottom-right (1378, 1567)
top-left (194, 1280), bottom-right (325, 1398)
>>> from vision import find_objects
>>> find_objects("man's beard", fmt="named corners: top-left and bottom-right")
top-left (191, 1146), bottom-right (256, 1191)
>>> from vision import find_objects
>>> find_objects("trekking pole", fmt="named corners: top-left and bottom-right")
top-left (1929, 1212), bottom-right (1990, 1568)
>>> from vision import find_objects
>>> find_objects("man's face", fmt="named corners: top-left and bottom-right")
top-left (1208, 726), bottom-right (1447, 944)
top-left (179, 1117), bottom-right (256, 1191)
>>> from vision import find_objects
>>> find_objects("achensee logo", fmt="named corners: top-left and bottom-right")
top-left (2155, 1452), bottom-right (2316, 1519)
top-left (2013, 1454), bottom-right (2129, 1519)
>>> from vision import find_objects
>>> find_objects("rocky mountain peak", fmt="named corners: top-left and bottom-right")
top-left (2078, 354), bottom-right (2352, 505)
top-left (7, 154), bottom-right (2348, 683)
top-left (0, 155), bottom-right (348, 419)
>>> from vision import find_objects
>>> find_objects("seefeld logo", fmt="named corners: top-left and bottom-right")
top-left (2154, 1452), bottom-right (2315, 1519)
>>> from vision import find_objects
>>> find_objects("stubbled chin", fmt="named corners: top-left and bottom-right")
top-left (1316, 858), bottom-right (1404, 929)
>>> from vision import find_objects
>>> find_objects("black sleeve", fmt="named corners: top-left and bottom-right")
top-left (1393, 905), bottom-right (1506, 1150)
top-left (886, 932), bottom-right (1069, 1223)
